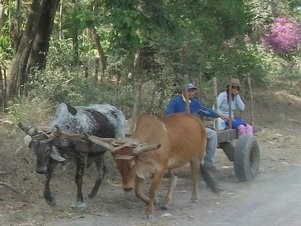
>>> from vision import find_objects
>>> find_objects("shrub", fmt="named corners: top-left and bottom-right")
top-left (262, 17), bottom-right (301, 54)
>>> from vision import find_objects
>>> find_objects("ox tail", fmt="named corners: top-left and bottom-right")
top-left (200, 165), bottom-right (222, 193)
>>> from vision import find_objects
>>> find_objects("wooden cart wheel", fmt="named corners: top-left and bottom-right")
top-left (234, 135), bottom-right (260, 182)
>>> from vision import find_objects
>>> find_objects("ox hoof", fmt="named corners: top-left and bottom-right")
top-left (145, 206), bottom-right (155, 219)
top-left (70, 201), bottom-right (87, 210)
top-left (159, 203), bottom-right (169, 210)
top-left (88, 193), bottom-right (96, 199)
top-left (123, 190), bottom-right (135, 201)
top-left (46, 197), bottom-right (56, 206)
top-left (191, 198), bottom-right (199, 203)
top-left (144, 214), bottom-right (155, 220)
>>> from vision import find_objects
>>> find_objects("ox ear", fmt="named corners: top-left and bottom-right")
top-left (50, 146), bottom-right (66, 162)
top-left (132, 143), bottom-right (161, 155)
top-left (23, 135), bottom-right (33, 147)
top-left (65, 103), bottom-right (77, 115)
top-left (18, 122), bottom-right (39, 136)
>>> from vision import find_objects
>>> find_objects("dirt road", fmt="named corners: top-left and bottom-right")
top-left (2, 124), bottom-right (301, 226)
top-left (43, 157), bottom-right (301, 226)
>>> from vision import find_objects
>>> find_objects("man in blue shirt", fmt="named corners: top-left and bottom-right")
top-left (165, 83), bottom-right (229, 171)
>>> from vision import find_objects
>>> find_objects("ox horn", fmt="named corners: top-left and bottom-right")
top-left (132, 143), bottom-right (161, 155)
top-left (51, 125), bottom-right (86, 140)
top-left (88, 135), bottom-right (115, 151)
top-left (18, 122), bottom-right (39, 136)
top-left (88, 135), bottom-right (161, 154)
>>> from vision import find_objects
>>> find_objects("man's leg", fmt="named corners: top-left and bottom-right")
top-left (204, 127), bottom-right (217, 168)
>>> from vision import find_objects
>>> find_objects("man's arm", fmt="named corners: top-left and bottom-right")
top-left (216, 92), bottom-right (226, 114)
top-left (235, 95), bottom-right (245, 112)
top-left (196, 102), bottom-right (229, 121)
top-left (165, 98), bottom-right (178, 116)
top-left (196, 104), bottom-right (219, 118)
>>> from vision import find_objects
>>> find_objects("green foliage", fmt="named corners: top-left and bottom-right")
top-left (0, 13), bottom-right (13, 66)
top-left (27, 66), bottom-right (134, 116)
top-left (63, 7), bottom-right (97, 35)
top-left (102, 0), bottom-right (178, 52)
top-left (0, 35), bottom-right (13, 67)
top-left (47, 39), bottom-right (75, 68)
top-left (106, 7), bottom-right (143, 49)
top-left (5, 97), bottom-right (54, 126)
top-left (3, 0), bottom-right (301, 119)
top-left (212, 37), bottom-right (265, 82)
top-left (245, 0), bottom-right (273, 37)
top-left (47, 37), bottom-right (98, 70)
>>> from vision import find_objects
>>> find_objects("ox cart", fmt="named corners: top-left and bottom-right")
top-left (216, 128), bottom-right (260, 182)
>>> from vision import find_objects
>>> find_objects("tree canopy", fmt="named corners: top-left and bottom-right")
top-left (0, 0), bottom-right (300, 116)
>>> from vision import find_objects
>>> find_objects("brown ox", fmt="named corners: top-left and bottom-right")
top-left (88, 112), bottom-right (220, 217)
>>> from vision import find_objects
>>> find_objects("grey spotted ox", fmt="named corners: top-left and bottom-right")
top-left (19, 103), bottom-right (125, 209)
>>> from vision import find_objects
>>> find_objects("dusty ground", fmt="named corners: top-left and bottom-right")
top-left (1, 86), bottom-right (301, 226)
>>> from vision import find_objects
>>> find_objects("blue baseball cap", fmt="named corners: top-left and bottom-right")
top-left (183, 83), bottom-right (197, 90)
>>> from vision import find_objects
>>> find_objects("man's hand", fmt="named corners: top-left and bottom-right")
top-left (219, 114), bottom-right (229, 121)
top-left (231, 88), bottom-right (240, 96)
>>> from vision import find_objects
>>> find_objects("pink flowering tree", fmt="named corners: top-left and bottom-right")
top-left (262, 17), bottom-right (301, 86)
top-left (262, 17), bottom-right (301, 54)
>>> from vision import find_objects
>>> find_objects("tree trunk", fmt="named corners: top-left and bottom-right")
top-left (248, 75), bottom-right (255, 127)
top-left (9, 0), bottom-right (21, 52)
top-left (0, 67), bottom-right (7, 112)
top-left (0, 67), bottom-right (3, 112)
top-left (59, 0), bottom-right (64, 41)
top-left (91, 27), bottom-right (106, 80)
top-left (72, 31), bottom-right (79, 64)
top-left (27, 0), bottom-right (59, 70)
top-left (72, 0), bottom-right (79, 64)
top-left (8, 0), bottom-right (40, 98)
top-left (8, 0), bottom-right (60, 99)
top-left (94, 57), bottom-right (99, 80)
top-left (130, 50), bottom-right (143, 133)
top-left (157, 80), bottom-right (166, 113)
top-left (131, 81), bottom-right (143, 132)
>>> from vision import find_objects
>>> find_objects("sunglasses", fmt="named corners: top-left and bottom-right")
top-left (232, 86), bottom-right (240, 91)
